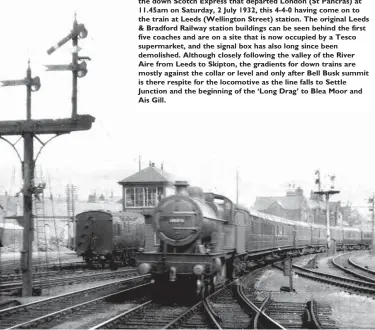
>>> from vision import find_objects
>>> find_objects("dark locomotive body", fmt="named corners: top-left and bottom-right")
top-left (76, 210), bottom-right (145, 269)
top-left (137, 182), bottom-right (371, 298)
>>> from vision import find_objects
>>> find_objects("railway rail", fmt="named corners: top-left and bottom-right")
top-left (0, 265), bottom-right (125, 285)
top-left (0, 268), bottom-right (138, 296)
top-left (274, 260), bottom-right (375, 296)
top-left (348, 253), bottom-right (375, 276)
top-left (257, 297), bottom-right (335, 329)
top-left (0, 274), bottom-right (150, 329)
top-left (0, 260), bottom-right (86, 278)
top-left (91, 301), bottom-right (190, 329)
top-left (331, 252), bottom-right (375, 283)
top-left (1, 254), bottom-right (337, 329)
top-left (90, 275), bottom-right (284, 329)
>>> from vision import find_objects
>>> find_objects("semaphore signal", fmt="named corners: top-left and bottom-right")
top-left (0, 16), bottom-right (95, 296)
top-left (46, 15), bottom-right (90, 120)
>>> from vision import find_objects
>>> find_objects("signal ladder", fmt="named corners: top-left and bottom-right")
top-left (33, 166), bottom-right (47, 254)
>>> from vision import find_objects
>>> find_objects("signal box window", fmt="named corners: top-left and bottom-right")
top-left (125, 188), bottom-right (135, 207)
top-left (154, 232), bottom-right (160, 246)
top-left (146, 188), bottom-right (158, 206)
top-left (135, 187), bottom-right (144, 207)
top-left (126, 187), bottom-right (163, 208)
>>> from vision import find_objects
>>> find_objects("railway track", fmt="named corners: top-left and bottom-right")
top-left (348, 253), bottom-right (375, 276)
top-left (257, 296), bottom-right (335, 329)
top-left (0, 260), bottom-right (86, 278)
top-left (0, 268), bottom-right (138, 296)
top-left (0, 274), bottom-right (150, 329)
top-left (0, 266), bottom-right (120, 285)
top-left (91, 301), bottom-right (190, 329)
top-left (331, 252), bottom-right (375, 283)
top-left (90, 276), bottom-right (279, 329)
top-left (274, 260), bottom-right (375, 296)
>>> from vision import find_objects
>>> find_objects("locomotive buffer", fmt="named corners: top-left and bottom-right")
top-left (0, 18), bottom-right (94, 296)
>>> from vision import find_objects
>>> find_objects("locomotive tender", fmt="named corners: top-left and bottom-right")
top-left (75, 210), bottom-right (145, 269)
top-left (137, 181), bottom-right (371, 297)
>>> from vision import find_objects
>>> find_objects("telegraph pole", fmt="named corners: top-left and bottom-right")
top-left (0, 18), bottom-right (94, 296)
top-left (314, 170), bottom-right (340, 253)
top-left (369, 194), bottom-right (375, 255)
top-left (236, 169), bottom-right (239, 205)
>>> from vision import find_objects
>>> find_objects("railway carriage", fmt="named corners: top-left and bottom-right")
top-left (310, 223), bottom-right (326, 247)
top-left (343, 227), bottom-right (362, 248)
top-left (137, 181), bottom-right (371, 299)
top-left (361, 230), bottom-right (372, 246)
top-left (75, 210), bottom-right (145, 269)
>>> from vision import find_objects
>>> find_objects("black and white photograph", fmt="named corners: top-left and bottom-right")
top-left (0, 0), bottom-right (374, 328)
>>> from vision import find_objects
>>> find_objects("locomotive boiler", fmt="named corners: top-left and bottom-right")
top-left (76, 210), bottom-right (145, 269)
top-left (137, 181), bottom-right (238, 298)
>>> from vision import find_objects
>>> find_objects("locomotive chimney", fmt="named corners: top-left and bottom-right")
top-left (174, 181), bottom-right (189, 195)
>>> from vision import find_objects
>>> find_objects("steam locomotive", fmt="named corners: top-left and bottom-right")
top-left (75, 210), bottom-right (145, 269)
top-left (136, 181), bottom-right (371, 298)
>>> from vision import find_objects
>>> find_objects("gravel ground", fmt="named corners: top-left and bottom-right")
top-left (351, 252), bottom-right (375, 271)
top-left (0, 277), bottom-right (140, 307)
top-left (252, 254), bottom-right (375, 329)
top-left (51, 303), bottom-right (140, 329)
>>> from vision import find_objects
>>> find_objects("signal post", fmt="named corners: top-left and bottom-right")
top-left (0, 18), bottom-right (94, 296)
top-left (314, 170), bottom-right (340, 255)
top-left (369, 194), bottom-right (375, 256)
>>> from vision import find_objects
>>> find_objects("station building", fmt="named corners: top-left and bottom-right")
top-left (254, 186), bottom-right (343, 226)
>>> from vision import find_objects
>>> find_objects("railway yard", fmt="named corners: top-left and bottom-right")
top-left (1, 249), bottom-right (375, 329)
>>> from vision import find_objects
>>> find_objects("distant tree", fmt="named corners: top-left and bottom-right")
top-left (346, 208), bottom-right (367, 226)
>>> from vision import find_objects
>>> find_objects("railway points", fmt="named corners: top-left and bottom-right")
top-left (0, 15), bottom-right (374, 330)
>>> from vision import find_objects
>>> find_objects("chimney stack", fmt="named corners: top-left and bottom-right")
top-left (174, 181), bottom-right (189, 195)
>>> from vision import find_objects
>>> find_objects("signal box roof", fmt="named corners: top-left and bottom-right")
top-left (118, 164), bottom-right (177, 185)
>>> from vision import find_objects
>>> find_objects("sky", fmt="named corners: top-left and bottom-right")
top-left (0, 1), bottom-right (374, 215)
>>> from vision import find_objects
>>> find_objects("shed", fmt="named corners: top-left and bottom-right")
top-left (0, 222), bottom-right (23, 246)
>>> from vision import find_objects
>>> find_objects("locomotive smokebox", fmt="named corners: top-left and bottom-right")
top-left (153, 184), bottom-right (219, 247)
